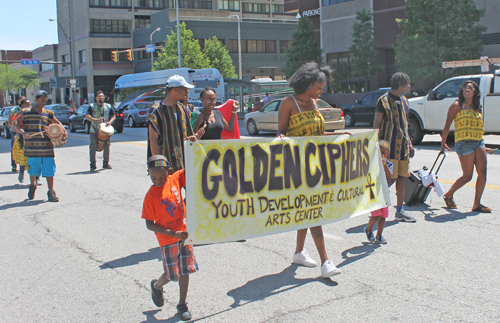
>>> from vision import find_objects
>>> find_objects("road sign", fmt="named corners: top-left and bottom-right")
top-left (145, 44), bottom-right (155, 53)
top-left (66, 78), bottom-right (79, 86)
top-left (50, 78), bottom-right (57, 89)
top-left (21, 59), bottom-right (40, 65)
top-left (71, 84), bottom-right (76, 88)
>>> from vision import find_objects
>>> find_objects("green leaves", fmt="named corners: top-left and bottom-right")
top-left (395, 0), bottom-right (486, 85)
top-left (285, 18), bottom-right (322, 79)
top-left (348, 9), bottom-right (383, 87)
top-left (154, 22), bottom-right (210, 71)
top-left (154, 22), bottom-right (237, 79)
top-left (0, 66), bottom-right (39, 93)
top-left (204, 36), bottom-right (237, 79)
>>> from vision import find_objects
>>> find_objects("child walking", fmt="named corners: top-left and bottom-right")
top-left (142, 155), bottom-right (198, 321)
top-left (365, 140), bottom-right (393, 244)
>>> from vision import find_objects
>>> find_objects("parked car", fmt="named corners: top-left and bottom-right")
top-left (0, 107), bottom-right (14, 139)
top-left (341, 88), bottom-right (424, 127)
top-left (43, 104), bottom-right (74, 126)
top-left (122, 102), bottom-right (154, 127)
top-left (245, 99), bottom-right (345, 135)
top-left (408, 71), bottom-right (500, 145)
top-left (69, 104), bottom-right (124, 134)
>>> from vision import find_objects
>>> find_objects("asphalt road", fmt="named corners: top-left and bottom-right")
top-left (1, 121), bottom-right (500, 322)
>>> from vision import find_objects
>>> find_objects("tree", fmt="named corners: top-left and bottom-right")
top-left (285, 18), bottom-right (322, 78)
top-left (0, 65), bottom-right (39, 104)
top-left (203, 36), bottom-right (237, 79)
top-left (395, 0), bottom-right (486, 85)
top-left (348, 9), bottom-right (383, 91)
top-left (154, 22), bottom-right (210, 70)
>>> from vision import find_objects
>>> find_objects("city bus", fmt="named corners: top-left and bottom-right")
top-left (114, 68), bottom-right (225, 108)
top-left (251, 78), bottom-right (292, 94)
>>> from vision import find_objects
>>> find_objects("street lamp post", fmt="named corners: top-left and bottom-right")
top-left (49, 18), bottom-right (75, 112)
top-left (228, 15), bottom-right (242, 80)
top-left (176, 0), bottom-right (182, 68)
top-left (150, 27), bottom-right (161, 71)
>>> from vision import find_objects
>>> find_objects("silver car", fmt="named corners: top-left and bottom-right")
top-left (244, 98), bottom-right (345, 135)
top-left (43, 104), bottom-right (74, 126)
top-left (122, 102), bottom-right (153, 127)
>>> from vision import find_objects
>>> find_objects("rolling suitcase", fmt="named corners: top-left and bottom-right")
top-left (403, 152), bottom-right (446, 206)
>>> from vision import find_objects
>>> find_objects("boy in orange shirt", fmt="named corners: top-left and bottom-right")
top-left (142, 155), bottom-right (198, 321)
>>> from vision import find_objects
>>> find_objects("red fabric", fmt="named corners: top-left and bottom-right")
top-left (216, 99), bottom-right (240, 139)
top-left (142, 170), bottom-right (187, 247)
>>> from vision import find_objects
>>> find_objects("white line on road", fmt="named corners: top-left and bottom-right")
top-left (324, 233), bottom-right (344, 241)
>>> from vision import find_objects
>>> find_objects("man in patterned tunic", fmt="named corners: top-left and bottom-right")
top-left (86, 90), bottom-right (116, 171)
top-left (12, 91), bottom-right (64, 202)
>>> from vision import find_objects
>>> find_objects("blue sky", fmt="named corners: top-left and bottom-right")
top-left (1, 0), bottom-right (58, 51)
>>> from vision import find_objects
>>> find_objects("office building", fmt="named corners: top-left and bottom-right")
top-left (33, 0), bottom-right (296, 105)
top-left (285, 0), bottom-right (500, 92)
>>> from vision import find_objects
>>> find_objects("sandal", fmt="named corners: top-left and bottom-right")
top-left (443, 197), bottom-right (458, 209)
top-left (472, 204), bottom-right (492, 213)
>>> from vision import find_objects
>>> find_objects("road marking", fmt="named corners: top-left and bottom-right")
top-left (114, 140), bottom-right (147, 146)
top-left (324, 233), bottom-right (344, 241)
top-left (439, 179), bottom-right (500, 190)
top-left (68, 134), bottom-right (148, 146)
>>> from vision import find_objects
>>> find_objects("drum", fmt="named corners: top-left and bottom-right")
top-left (96, 123), bottom-right (114, 152)
top-left (46, 123), bottom-right (67, 147)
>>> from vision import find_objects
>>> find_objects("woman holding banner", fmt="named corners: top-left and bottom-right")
top-left (277, 62), bottom-right (343, 278)
top-left (192, 87), bottom-right (240, 139)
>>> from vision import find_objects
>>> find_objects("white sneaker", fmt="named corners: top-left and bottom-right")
top-left (321, 260), bottom-right (341, 278)
top-left (292, 249), bottom-right (318, 267)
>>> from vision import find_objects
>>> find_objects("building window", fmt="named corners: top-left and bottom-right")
top-left (178, 0), bottom-right (212, 9)
top-left (89, 0), bottom-right (132, 7)
top-left (40, 62), bottom-right (54, 72)
top-left (229, 40), bottom-right (275, 53)
top-left (79, 50), bottom-right (86, 64)
top-left (91, 19), bottom-right (130, 33)
top-left (272, 4), bottom-right (284, 13)
top-left (280, 40), bottom-right (289, 53)
top-left (40, 82), bottom-right (51, 92)
top-left (135, 15), bottom-right (151, 30)
top-left (322, 0), bottom-right (354, 6)
top-left (93, 48), bottom-right (128, 62)
top-left (219, 0), bottom-right (239, 10)
top-left (243, 3), bottom-right (270, 13)
top-left (133, 0), bottom-right (173, 8)
top-left (266, 40), bottom-right (276, 53)
top-left (228, 39), bottom-right (238, 53)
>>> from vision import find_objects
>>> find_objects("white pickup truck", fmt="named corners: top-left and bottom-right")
top-left (407, 71), bottom-right (500, 145)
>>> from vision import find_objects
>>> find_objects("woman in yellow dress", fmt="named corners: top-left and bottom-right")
top-left (277, 62), bottom-right (348, 278)
top-left (441, 81), bottom-right (490, 213)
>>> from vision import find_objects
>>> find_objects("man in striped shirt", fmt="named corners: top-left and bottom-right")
top-left (147, 75), bottom-right (205, 172)
top-left (12, 91), bottom-right (63, 202)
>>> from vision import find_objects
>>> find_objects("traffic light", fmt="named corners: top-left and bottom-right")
top-left (111, 51), bottom-right (117, 62)
top-left (126, 49), bottom-right (133, 61)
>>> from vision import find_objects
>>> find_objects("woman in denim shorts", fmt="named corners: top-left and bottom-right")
top-left (440, 81), bottom-right (490, 213)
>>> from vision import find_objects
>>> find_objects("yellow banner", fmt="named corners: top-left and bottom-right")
top-left (185, 130), bottom-right (390, 245)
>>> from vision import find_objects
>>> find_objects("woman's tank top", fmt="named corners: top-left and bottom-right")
top-left (454, 107), bottom-right (484, 142)
top-left (285, 96), bottom-right (325, 137)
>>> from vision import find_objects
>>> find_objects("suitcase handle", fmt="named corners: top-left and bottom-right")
top-left (429, 151), bottom-right (446, 175)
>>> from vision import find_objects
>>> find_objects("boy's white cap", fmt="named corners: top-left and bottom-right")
top-left (166, 75), bottom-right (194, 89)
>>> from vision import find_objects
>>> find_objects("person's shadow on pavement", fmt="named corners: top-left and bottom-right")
top-left (227, 264), bottom-right (338, 308)
top-left (337, 242), bottom-right (381, 268)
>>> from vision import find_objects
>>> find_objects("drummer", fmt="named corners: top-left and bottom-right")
top-left (11, 90), bottom-right (63, 202)
top-left (85, 90), bottom-right (115, 171)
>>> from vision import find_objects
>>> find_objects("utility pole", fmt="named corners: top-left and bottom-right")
top-left (176, 0), bottom-right (181, 68)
